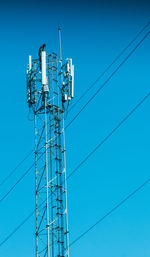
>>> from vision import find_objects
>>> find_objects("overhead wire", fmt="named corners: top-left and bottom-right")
top-left (0, 150), bottom-right (34, 187)
top-left (0, 152), bottom-right (44, 204)
top-left (0, 162), bottom-right (35, 204)
top-left (68, 21), bottom-right (150, 113)
top-left (69, 176), bottom-right (150, 247)
top-left (0, 89), bottom-right (150, 247)
top-left (65, 31), bottom-right (150, 130)
top-left (0, 208), bottom-right (35, 247)
top-left (0, 22), bottom-right (149, 189)
top-left (66, 91), bottom-right (150, 180)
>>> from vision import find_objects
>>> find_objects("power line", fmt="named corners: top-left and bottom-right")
top-left (0, 208), bottom-right (35, 247)
top-left (67, 91), bottom-right (150, 180)
top-left (65, 31), bottom-right (150, 130)
top-left (0, 152), bottom-right (44, 204)
top-left (69, 176), bottom-right (150, 247)
top-left (68, 21), bottom-right (150, 113)
top-left (0, 150), bottom-right (33, 187)
top-left (0, 162), bottom-right (35, 204)
top-left (0, 90), bottom-right (150, 247)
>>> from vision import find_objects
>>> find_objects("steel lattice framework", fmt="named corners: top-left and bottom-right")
top-left (26, 40), bottom-right (74, 257)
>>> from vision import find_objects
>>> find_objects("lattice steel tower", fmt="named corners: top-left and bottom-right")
top-left (26, 30), bottom-right (74, 257)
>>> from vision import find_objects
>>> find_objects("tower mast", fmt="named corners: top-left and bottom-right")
top-left (26, 37), bottom-right (74, 257)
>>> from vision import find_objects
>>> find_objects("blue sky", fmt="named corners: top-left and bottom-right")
top-left (0, 1), bottom-right (150, 256)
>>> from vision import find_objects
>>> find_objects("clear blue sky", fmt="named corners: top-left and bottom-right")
top-left (0, 0), bottom-right (150, 256)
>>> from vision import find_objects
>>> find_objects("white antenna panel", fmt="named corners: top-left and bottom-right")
top-left (42, 51), bottom-right (47, 85)
top-left (71, 64), bottom-right (74, 98)
top-left (29, 55), bottom-right (32, 71)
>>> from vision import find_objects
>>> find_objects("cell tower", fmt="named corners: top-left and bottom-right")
top-left (26, 30), bottom-right (74, 257)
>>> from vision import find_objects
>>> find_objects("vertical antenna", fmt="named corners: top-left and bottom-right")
top-left (58, 27), bottom-right (62, 62)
